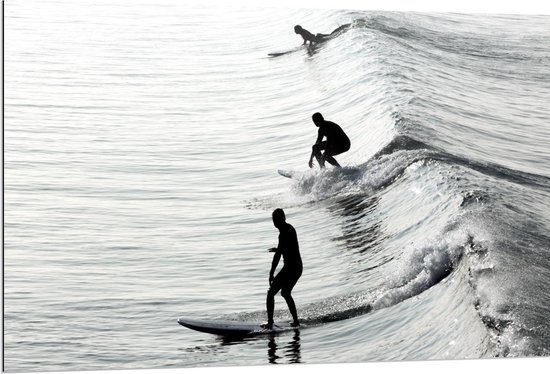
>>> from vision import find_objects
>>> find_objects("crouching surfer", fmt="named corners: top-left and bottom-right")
top-left (308, 112), bottom-right (351, 168)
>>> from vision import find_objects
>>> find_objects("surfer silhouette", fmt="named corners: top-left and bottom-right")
top-left (294, 24), bottom-right (350, 45)
top-left (308, 112), bottom-right (351, 168)
top-left (263, 208), bottom-right (303, 329)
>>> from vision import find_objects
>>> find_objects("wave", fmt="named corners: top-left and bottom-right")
top-left (250, 126), bottom-right (548, 356)
top-left (241, 10), bottom-right (550, 358)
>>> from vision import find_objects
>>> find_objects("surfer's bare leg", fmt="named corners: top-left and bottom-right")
top-left (315, 153), bottom-right (326, 168)
top-left (265, 289), bottom-right (275, 329)
top-left (282, 289), bottom-right (299, 326)
top-left (324, 154), bottom-right (341, 168)
top-left (265, 275), bottom-right (284, 329)
top-left (312, 142), bottom-right (327, 168)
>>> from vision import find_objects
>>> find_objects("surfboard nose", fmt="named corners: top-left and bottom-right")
top-left (177, 317), bottom-right (191, 327)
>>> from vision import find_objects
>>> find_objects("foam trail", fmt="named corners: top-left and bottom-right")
top-left (373, 229), bottom-right (469, 310)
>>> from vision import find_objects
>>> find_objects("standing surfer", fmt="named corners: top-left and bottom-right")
top-left (308, 112), bottom-right (351, 168)
top-left (263, 208), bottom-right (303, 329)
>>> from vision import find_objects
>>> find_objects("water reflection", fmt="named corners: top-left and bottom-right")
top-left (328, 194), bottom-right (387, 256)
top-left (267, 330), bottom-right (301, 364)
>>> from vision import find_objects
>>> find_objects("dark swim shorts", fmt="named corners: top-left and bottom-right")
top-left (270, 267), bottom-right (302, 295)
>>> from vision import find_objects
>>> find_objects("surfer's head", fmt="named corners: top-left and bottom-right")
top-left (312, 112), bottom-right (324, 126)
top-left (272, 208), bottom-right (286, 228)
top-left (294, 25), bottom-right (303, 34)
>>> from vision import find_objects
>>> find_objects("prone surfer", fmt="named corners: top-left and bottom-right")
top-left (294, 24), bottom-right (350, 45)
top-left (308, 112), bottom-right (351, 168)
top-left (294, 25), bottom-right (327, 44)
top-left (263, 208), bottom-right (303, 329)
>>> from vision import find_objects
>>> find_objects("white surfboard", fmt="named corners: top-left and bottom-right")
top-left (277, 169), bottom-right (301, 179)
top-left (177, 317), bottom-right (300, 336)
top-left (267, 45), bottom-right (304, 57)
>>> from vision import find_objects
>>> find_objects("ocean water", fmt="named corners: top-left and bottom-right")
top-left (3, 1), bottom-right (550, 371)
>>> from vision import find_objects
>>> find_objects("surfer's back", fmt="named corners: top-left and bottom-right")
top-left (278, 223), bottom-right (302, 269)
